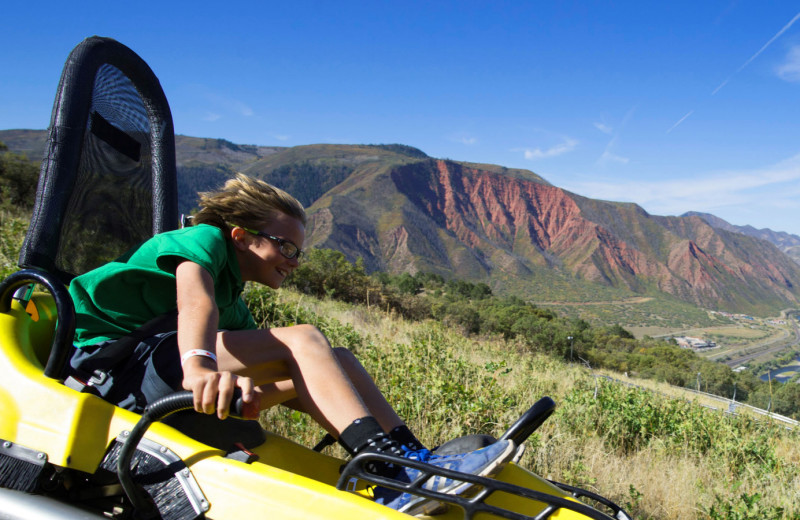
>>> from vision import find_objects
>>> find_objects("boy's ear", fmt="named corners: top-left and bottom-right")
top-left (230, 227), bottom-right (249, 249)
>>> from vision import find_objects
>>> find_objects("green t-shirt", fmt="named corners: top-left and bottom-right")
top-left (70, 224), bottom-right (257, 347)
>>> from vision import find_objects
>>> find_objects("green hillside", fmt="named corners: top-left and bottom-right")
top-left (250, 282), bottom-right (799, 520)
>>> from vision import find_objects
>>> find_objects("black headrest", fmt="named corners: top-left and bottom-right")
top-left (20, 36), bottom-right (178, 283)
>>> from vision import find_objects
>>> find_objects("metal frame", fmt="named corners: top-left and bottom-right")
top-left (338, 452), bottom-right (622, 520)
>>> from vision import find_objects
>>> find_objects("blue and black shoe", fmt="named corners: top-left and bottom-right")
top-left (372, 439), bottom-right (516, 516)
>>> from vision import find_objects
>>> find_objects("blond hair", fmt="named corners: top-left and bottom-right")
top-left (193, 173), bottom-right (306, 233)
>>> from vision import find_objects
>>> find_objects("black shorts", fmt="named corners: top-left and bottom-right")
top-left (68, 332), bottom-right (183, 413)
top-left (68, 331), bottom-right (268, 451)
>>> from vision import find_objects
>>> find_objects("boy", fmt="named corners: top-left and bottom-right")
top-left (67, 174), bottom-right (515, 515)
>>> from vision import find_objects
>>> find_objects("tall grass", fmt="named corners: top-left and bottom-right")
top-left (247, 285), bottom-right (800, 520)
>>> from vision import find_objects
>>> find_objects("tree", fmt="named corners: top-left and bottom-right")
top-left (393, 272), bottom-right (422, 295)
top-left (287, 249), bottom-right (374, 303)
top-left (0, 142), bottom-right (39, 210)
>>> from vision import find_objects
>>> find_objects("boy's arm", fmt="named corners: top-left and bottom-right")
top-left (175, 260), bottom-right (254, 419)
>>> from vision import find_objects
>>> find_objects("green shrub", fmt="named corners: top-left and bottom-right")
top-left (706, 493), bottom-right (795, 520)
top-left (557, 380), bottom-right (789, 480)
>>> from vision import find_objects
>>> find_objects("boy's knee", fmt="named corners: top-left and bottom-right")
top-left (293, 323), bottom-right (325, 341)
top-left (291, 324), bottom-right (331, 354)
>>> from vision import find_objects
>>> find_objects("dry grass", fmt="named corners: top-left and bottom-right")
top-left (523, 427), bottom-right (800, 519)
top-left (259, 289), bottom-right (800, 519)
top-left (528, 434), bottom-right (706, 519)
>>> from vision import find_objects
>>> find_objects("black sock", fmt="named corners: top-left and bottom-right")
top-left (338, 417), bottom-right (405, 477)
top-left (389, 425), bottom-right (426, 451)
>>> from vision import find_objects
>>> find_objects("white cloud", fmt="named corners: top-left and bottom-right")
top-left (598, 150), bottom-right (629, 165)
top-left (597, 133), bottom-right (629, 166)
top-left (595, 106), bottom-right (635, 164)
top-left (594, 122), bottom-right (613, 135)
top-left (219, 98), bottom-right (254, 117)
top-left (203, 112), bottom-right (221, 122)
top-left (449, 132), bottom-right (478, 146)
top-left (777, 45), bottom-right (800, 83)
top-left (522, 137), bottom-right (578, 160)
top-left (273, 134), bottom-right (291, 141)
top-left (565, 152), bottom-right (800, 232)
top-left (196, 85), bottom-right (255, 118)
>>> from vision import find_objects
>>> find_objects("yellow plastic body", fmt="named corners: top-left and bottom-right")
top-left (0, 293), bottom-right (593, 519)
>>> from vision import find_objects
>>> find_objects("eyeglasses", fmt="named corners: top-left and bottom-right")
top-left (241, 227), bottom-right (304, 260)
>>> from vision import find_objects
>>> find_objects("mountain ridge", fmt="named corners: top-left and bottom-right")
top-left (682, 211), bottom-right (800, 265)
top-left (3, 129), bottom-right (799, 317)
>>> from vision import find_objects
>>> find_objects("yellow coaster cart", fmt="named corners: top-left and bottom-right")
top-left (0, 36), bottom-right (631, 520)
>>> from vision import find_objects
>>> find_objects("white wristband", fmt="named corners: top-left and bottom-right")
top-left (181, 349), bottom-right (218, 367)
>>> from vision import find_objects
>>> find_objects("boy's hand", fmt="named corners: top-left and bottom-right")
top-left (181, 356), bottom-right (257, 420)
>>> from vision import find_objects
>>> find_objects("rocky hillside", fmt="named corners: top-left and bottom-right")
top-left (302, 154), bottom-right (800, 315)
top-left (683, 211), bottom-right (800, 265)
top-left (3, 129), bottom-right (799, 316)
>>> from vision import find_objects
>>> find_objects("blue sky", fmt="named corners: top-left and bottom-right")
top-left (3, 1), bottom-right (800, 235)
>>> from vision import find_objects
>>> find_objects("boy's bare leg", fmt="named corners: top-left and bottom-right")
top-left (254, 347), bottom-right (405, 435)
top-left (333, 347), bottom-right (405, 431)
top-left (214, 324), bottom-right (371, 435)
top-left (255, 380), bottom-right (296, 409)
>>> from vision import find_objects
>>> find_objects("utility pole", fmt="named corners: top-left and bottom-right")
top-left (568, 336), bottom-right (574, 362)
top-left (728, 381), bottom-right (738, 414)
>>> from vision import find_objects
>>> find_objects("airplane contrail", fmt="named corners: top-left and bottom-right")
top-left (712, 11), bottom-right (800, 95)
top-left (667, 110), bottom-right (694, 134)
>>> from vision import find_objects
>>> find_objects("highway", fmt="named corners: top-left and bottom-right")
top-left (720, 310), bottom-right (800, 368)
